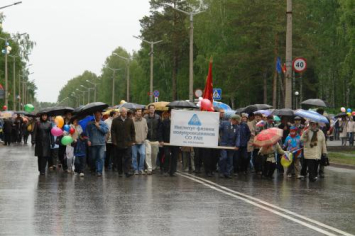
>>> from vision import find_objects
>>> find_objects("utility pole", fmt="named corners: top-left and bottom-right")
top-left (107, 67), bottom-right (121, 106)
top-left (163, 3), bottom-right (205, 102)
top-left (285, 0), bottom-right (293, 108)
top-left (9, 55), bottom-right (18, 110)
top-left (134, 36), bottom-right (162, 103)
top-left (113, 53), bottom-right (130, 102)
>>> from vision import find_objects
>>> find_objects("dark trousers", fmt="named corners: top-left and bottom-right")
top-left (75, 155), bottom-right (86, 173)
top-left (115, 148), bottom-right (132, 174)
top-left (105, 143), bottom-right (114, 169)
top-left (236, 147), bottom-right (248, 173)
top-left (193, 148), bottom-right (203, 172)
top-left (263, 161), bottom-right (276, 178)
top-left (301, 159), bottom-right (319, 180)
top-left (4, 132), bottom-right (11, 145)
top-left (163, 146), bottom-right (179, 175)
top-left (212, 149), bottom-right (220, 172)
top-left (276, 154), bottom-right (284, 174)
top-left (23, 134), bottom-right (29, 144)
top-left (37, 156), bottom-right (48, 174)
top-left (58, 145), bottom-right (68, 171)
top-left (202, 148), bottom-right (214, 174)
top-left (48, 148), bottom-right (58, 167)
top-left (253, 148), bottom-right (263, 173)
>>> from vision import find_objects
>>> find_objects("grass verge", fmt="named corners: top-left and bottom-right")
top-left (328, 151), bottom-right (355, 166)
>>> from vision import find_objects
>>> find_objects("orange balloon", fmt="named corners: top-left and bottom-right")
top-left (55, 116), bottom-right (64, 128)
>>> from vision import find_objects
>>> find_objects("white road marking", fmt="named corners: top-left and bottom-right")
top-left (178, 172), bottom-right (354, 236)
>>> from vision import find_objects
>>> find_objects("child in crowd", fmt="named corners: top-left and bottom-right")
top-left (283, 126), bottom-right (303, 178)
top-left (74, 132), bottom-right (88, 177)
top-left (259, 142), bottom-right (285, 178)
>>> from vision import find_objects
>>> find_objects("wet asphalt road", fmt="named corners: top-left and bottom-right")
top-left (1, 144), bottom-right (355, 236)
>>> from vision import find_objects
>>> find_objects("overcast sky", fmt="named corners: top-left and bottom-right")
top-left (2, 0), bottom-right (151, 103)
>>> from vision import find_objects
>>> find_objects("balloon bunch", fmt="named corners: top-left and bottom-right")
top-left (50, 116), bottom-right (74, 145)
top-left (197, 97), bottom-right (214, 112)
top-left (341, 107), bottom-right (353, 116)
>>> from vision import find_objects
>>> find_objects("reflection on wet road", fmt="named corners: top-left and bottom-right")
top-left (0, 144), bottom-right (354, 235)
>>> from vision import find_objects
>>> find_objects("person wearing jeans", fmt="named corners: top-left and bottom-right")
top-left (86, 111), bottom-right (109, 177)
top-left (132, 109), bottom-right (148, 175)
top-left (144, 105), bottom-right (161, 173)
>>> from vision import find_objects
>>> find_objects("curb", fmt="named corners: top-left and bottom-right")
top-left (329, 162), bottom-right (355, 170)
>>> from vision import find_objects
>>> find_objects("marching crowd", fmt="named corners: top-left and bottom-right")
top-left (1, 105), bottom-right (331, 182)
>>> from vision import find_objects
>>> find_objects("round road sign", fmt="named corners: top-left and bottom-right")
top-left (195, 89), bottom-right (203, 98)
top-left (293, 58), bottom-right (307, 73)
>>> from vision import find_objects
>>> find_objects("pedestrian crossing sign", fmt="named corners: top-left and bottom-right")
top-left (213, 88), bottom-right (222, 100)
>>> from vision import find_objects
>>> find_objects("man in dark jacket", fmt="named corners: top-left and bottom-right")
top-left (111, 107), bottom-right (136, 177)
top-left (3, 118), bottom-right (13, 146)
top-left (144, 105), bottom-right (161, 173)
top-left (158, 110), bottom-right (179, 177)
top-left (219, 115), bottom-right (240, 178)
top-left (235, 116), bottom-right (251, 174)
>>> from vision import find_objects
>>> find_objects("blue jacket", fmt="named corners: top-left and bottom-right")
top-left (219, 121), bottom-right (240, 147)
top-left (237, 122), bottom-right (251, 147)
top-left (75, 137), bottom-right (88, 157)
top-left (86, 120), bottom-right (108, 146)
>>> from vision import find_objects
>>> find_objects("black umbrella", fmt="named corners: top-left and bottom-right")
top-left (166, 100), bottom-right (198, 109)
top-left (40, 106), bottom-right (74, 117)
top-left (335, 112), bottom-right (348, 119)
top-left (118, 102), bottom-right (146, 110)
top-left (15, 111), bottom-right (37, 117)
top-left (273, 108), bottom-right (294, 117)
top-left (73, 105), bottom-right (85, 115)
top-left (243, 104), bottom-right (272, 114)
top-left (235, 107), bottom-right (246, 114)
top-left (77, 102), bottom-right (109, 117)
top-left (301, 99), bottom-right (327, 107)
top-left (36, 107), bottom-right (53, 116)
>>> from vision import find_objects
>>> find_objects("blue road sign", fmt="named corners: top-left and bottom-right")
top-left (153, 90), bottom-right (160, 97)
top-left (213, 88), bottom-right (222, 100)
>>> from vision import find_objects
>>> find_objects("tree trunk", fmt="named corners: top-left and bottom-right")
top-left (263, 70), bottom-right (268, 104)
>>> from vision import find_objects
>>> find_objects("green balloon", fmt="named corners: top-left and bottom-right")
top-left (61, 136), bottom-right (73, 145)
top-left (24, 104), bottom-right (34, 112)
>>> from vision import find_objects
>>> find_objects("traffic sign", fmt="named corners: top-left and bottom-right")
top-left (153, 90), bottom-right (159, 97)
top-left (293, 58), bottom-right (307, 73)
top-left (213, 88), bottom-right (222, 100)
top-left (194, 89), bottom-right (203, 98)
top-left (154, 97), bottom-right (159, 102)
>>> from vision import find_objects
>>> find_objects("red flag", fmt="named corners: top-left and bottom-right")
top-left (282, 63), bottom-right (287, 74)
top-left (0, 84), bottom-right (3, 90)
top-left (203, 58), bottom-right (213, 103)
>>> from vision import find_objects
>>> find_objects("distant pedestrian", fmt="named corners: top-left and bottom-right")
top-left (32, 113), bottom-right (52, 175)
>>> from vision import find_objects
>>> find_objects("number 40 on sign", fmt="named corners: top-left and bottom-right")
top-left (293, 57), bottom-right (307, 73)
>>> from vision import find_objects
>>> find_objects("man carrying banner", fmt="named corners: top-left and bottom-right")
top-left (219, 115), bottom-right (240, 179)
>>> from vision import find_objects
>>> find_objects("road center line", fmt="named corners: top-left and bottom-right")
top-left (178, 172), bottom-right (354, 236)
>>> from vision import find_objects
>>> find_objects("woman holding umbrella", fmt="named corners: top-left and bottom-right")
top-left (300, 121), bottom-right (327, 182)
top-left (32, 112), bottom-right (52, 175)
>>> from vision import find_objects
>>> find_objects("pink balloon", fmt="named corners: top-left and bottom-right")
top-left (201, 99), bottom-right (212, 111)
top-left (51, 127), bottom-right (63, 137)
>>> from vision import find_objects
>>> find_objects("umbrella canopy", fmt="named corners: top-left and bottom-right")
top-left (38, 106), bottom-right (74, 117)
top-left (254, 109), bottom-right (273, 117)
top-left (77, 102), bottom-right (109, 118)
top-left (301, 99), bottom-right (327, 107)
top-left (254, 128), bottom-right (283, 147)
top-left (213, 101), bottom-right (231, 111)
top-left (147, 101), bottom-right (169, 111)
top-left (118, 102), bottom-right (145, 110)
top-left (166, 100), bottom-right (197, 109)
top-left (273, 115), bottom-right (281, 122)
top-left (273, 108), bottom-right (294, 117)
top-left (294, 109), bottom-right (329, 123)
top-left (102, 108), bottom-right (120, 116)
top-left (235, 107), bottom-right (246, 114)
top-left (243, 104), bottom-right (272, 114)
top-left (224, 110), bottom-right (237, 119)
top-left (334, 112), bottom-right (348, 119)
top-left (15, 111), bottom-right (36, 117)
top-left (73, 105), bottom-right (85, 115)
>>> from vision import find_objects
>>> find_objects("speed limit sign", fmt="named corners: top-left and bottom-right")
top-left (293, 58), bottom-right (307, 73)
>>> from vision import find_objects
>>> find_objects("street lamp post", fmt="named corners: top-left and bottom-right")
top-left (56, 97), bottom-right (69, 106)
top-left (86, 80), bottom-right (99, 102)
top-left (71, 93), bottom-right (79, 107)
top-left (19, 64), bottom-right (32, 110)
top-left (133, 36), bottom-right (162, 103)
top-left (113, 53), bottom-right (130, 102)
top-left (9, 55), bottom-right (18, 110)
top-left (107, 66), bottom-right (121, 106)
top-left (0, 37), bottom-right (10, 108)
top-left (163, 3), bottom-right (205, 101)
top-left (76, 89), bottom-right (85, 105)
top-left (80, 85), bottom-right (91, 103)
top-left (294, 91), bottom-right (299, 109)
top-left (0, 2), bottom-right (22, 10)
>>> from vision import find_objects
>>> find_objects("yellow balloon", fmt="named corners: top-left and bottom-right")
top-left (281, 152), bottom-right (293, 168)
top-left (120, 100), bottom-right (126, 105)
top-left (55, 116), bottom-right (64, 128)
top-left (347, 112), bottom-right (351, 117)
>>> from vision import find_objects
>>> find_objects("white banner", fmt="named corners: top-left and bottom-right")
top-left (170, 110), bottom-right (219, 148)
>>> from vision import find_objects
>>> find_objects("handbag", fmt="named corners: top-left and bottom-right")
top-left (321, 154), bottom-right (330, 166)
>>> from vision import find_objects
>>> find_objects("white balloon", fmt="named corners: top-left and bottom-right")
top-left (198, 97), bottom-right (203, 101)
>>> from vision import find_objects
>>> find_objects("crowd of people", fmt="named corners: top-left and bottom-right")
top-left (1, 105), bottom-right (331, 182)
